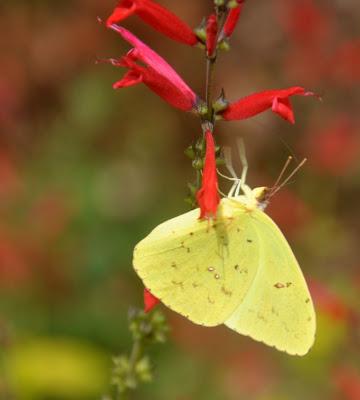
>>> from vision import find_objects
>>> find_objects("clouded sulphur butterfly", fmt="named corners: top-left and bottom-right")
top-left (133, 148), bottom-right (316, 356)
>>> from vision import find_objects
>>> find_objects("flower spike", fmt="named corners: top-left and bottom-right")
top-left (108, 25), bottom-right (198, 111)
top-left (221, 86), bottom-right (315, 124)
top-left (106, 0), bottom-right (198, 46)
top-left (196, 130), bottom-right (220, 219)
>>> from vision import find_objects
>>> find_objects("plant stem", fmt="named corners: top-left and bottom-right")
top-left (204, 6), bottom-right (230, 125)
top-left (205, 58), bottom-right (215, 121)
top-left (116, 339), bottom-right (144, 400)
top-left (128, 339), bottom-right (143, 380)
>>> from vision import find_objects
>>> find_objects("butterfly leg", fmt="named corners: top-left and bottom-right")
top-left (222, 147), bottom-right (242, 197)
top-left (235, 137), bottom-right (248, 197)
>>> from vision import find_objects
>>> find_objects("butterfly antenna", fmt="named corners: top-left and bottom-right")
top-left (269, 158), bottom-right (307, 198)
top-left (271, 156), bottom-right (293, 191)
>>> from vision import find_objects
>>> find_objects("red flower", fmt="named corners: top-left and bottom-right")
top-left (221, 86), bottom-right (314, 124)
top-left (107, 25), bottom-right (198, 111)
top-left (144, 288), bottom-right (160, 313)
top-left (206, 14), bottom-right (218, 58)
top-left (106, 0), bottom-right (198, 46)
top-left (223, 1), bottom-right (245, 38)
top-left (196, 130), bottom-right (220, 219)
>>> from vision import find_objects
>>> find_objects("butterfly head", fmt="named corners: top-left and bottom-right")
top-left (252, 186), bottom-right (271, 210)
top-left (230, 185), bottom-right (270, 211)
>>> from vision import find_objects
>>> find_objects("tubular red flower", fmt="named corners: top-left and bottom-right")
top-left (196, 131), bottom-right (220, 219)
top-left (206, 14), bottom-right (218, 57)
top-left (221, 86), bottom-right (314, 124)
top-left (106, 0), bottom-right (198, 46)
top-left (144, 288), bottom-right (160, 313)
top-left (108, 25), bottom-right (198, 111)
top-left (223, 1), bottom-right (245, 38)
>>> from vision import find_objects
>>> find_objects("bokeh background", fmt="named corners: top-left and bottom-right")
top-left (1, 0), bottom-right (360, 399)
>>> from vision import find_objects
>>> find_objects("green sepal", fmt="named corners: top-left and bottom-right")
top-left (218, 38), bottom-right (230, 51)
top-left (194, 18), bottom-right (207, 43)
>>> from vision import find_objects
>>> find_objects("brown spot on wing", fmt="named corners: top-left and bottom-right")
top-left (221, 286), bottom-right (232, 297)
top-left (172, 280), bottom-right (184, 290)
top-left (274, 282), bottom-right (285, 289)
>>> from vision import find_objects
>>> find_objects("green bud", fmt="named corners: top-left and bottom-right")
top-left (196, 101), bottom-right (209, 117)
top-left (192, 158), bottom-right (204, 170)
top-left (214, 0), bottom-right (225, 5)
top-left (184, 145), bottom-right (196, 160)
top-left (228, 0), bottom-right (239, 9)
top-left (195, 137), bottom-right (206, 155)
top-left (135, 357), bottom-right (153, 383)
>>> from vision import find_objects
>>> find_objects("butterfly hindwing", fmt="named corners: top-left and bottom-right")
top-left (225, 207), bottom-right (316, 355)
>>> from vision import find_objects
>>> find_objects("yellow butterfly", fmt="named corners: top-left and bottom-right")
top-left (133, 153), bottom-right (316, 356)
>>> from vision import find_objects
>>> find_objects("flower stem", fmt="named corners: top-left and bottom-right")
top-left (205, 58), bottom-right (215, 121)
top-left (116, 339), bottom-right (143, 400)
top-left (204, 6), bottom-right (229, 125)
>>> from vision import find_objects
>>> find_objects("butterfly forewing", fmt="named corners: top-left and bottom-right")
top-left (133, 200), bottom-right (261, 326)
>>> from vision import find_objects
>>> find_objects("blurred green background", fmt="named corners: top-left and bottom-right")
top-left (0, 0), bottom-right (359, 399)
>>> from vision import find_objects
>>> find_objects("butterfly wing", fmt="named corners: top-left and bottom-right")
top-left (133, 199), bottom-right (262, 326)
top-left (225, 207), bottom-right (316, 356)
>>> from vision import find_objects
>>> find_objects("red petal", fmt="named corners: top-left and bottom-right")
top-left (271, 96), bottom-right (295, 124)
top-left (107, 0), bottom-right (137, 26)
top-left (206, 14), bottom-right (218, 57)
top-left (144, 288), bottom-right (160, 313)
top-left (113, 69), bottom-right (143, 89)
top-left (196, 131), bottom-right (220, 219)
top-left (223, 1), bottom-right (245, 38)
top-left (108, 25), bottom-right (197, 111)
top-left (222, 86), bottom-right (311, 123)
top-left (107, 0), bottom-right (198, 46)
top-left (142, 67), bottom-right (196, 111)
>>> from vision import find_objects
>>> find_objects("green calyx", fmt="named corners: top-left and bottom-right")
top-left (213, 89), bottom-right (229, 113)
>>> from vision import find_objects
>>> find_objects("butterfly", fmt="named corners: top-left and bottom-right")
top-left (133, 152), bottom-right (316, 356)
